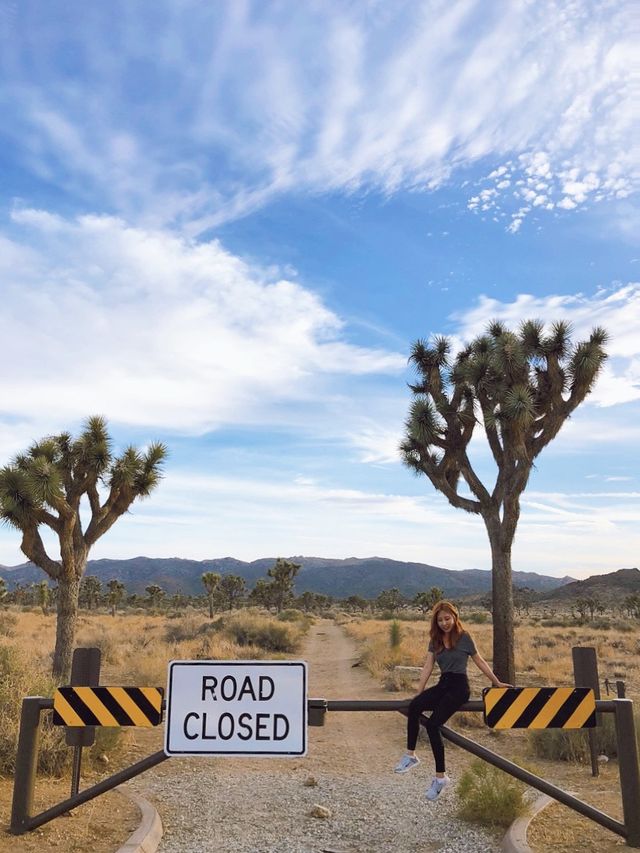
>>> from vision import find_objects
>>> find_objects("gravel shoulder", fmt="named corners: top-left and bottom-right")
top-left (129, 620), bottom-right (503, 853)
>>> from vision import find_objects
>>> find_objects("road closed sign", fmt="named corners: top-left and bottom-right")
top-left (164, 660), bottom-right (307, 756)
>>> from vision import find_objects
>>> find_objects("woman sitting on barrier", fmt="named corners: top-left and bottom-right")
top-left (394, 600), bottom-right (512, 801)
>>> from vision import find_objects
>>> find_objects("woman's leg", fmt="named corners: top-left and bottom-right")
top-left (406, 681), bottom-right (449, 751)
top-left (424, 681), bottom-right (470, 773)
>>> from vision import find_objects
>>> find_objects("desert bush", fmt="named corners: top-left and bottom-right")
top-left (75, 626), bottom-right (123, 665)
top-left (465, 611), bottom-right (490, 624)
top-left (457, 760), bottom-right (527, 827)
top-left (164, 615), bottom-right (204, 644)
top-left (278, 609), bottom-right (305, 622)
top-left (0, 612), bottom-right (18, 636)
top-left (0, 643), bottom-right (69, 776)
top-left (527, 714), bottom-right (629, 762)
top-left (88, 725), bottom-right (127, 767)
top-left (389, 620), bottom-right (402, 648)
top-left (224, 613), bottom-right (301, 653)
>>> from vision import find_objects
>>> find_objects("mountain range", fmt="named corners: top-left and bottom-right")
top-left (0, 555), bottom-right (575, 599)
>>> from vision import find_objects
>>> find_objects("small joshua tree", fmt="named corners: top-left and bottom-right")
top-left (0, 416), bottom-right (166, 680)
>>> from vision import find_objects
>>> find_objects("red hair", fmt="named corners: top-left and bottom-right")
top-left (429, 600), bottom-right (466, 653)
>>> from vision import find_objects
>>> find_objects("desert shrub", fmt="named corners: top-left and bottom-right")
top-left (528, 714), bottom-right (627, 762)
top-left (0, 612), bottom-right (18, 636)
top-left (224, 613), bottom-right (300, 653)
top-left (0, 644), bottom-right (69, 776)
top-left (540, 618), bottom-right (573, 628)
top-left (164, 615), bottom-right (203, 643)
top-left (465, 611), bottom-right (490, 624)
top-left (75, 626), bottom-right (122, 664)
top-left (88, 726), bottom-right (126, 767)
top-left (457, 761), bottom-right (527, 827)
top-left (278, 609), bottom-right (305, 622)
top-left (389, 620), bottom-right (402, 648)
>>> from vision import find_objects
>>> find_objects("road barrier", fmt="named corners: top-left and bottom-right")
top-left (10, 647), bottom-right (640, 848)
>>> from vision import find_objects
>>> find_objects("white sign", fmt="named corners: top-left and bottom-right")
top-left (164, 660), bottom-right (307, 756)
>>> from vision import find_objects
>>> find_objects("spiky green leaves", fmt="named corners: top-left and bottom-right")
top-left (402, 320), bottom-right (609, 502)
top-left (108, 441), bottom-right (167, 497)
top-left (0, 466), bottom-right (40, 528)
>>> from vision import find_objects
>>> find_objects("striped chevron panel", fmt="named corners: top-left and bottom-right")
top-left (483, 687), bottom-right (596, 729)
top-left (53, 686), bottom-right (164, 727)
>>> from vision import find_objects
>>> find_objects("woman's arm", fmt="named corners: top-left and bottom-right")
top-left (416, 651), bottom-right (435, 693)
top-left (471, 652), bottom-right (513, 688)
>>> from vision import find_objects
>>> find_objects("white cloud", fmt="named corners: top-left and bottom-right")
top-left (0, 1), bottom-right (635, 230)
top-left (0, 211), bottom-right (403, 439)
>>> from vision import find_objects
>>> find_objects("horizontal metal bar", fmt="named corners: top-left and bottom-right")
top-left (322, 698), bottom-right (618, 713)
top-left (24, 750), bottom-right (169, 832)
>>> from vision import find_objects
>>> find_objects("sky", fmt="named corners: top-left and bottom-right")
top-left (0, 0), bottom-right (638, 580)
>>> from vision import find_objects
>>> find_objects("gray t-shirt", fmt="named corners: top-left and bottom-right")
top-left (428, 631), bottom-right (477, 674)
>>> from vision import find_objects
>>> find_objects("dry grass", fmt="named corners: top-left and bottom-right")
top-left (0, 605), bottom-right (309, 778)
top-left (343, 613), bottom-right (640, 702)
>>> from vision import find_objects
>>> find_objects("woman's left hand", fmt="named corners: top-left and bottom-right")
top-left (494, 681), bottom-right (514, 688)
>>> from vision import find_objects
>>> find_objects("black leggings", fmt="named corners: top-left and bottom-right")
top-left (406, 673), bottom-right (470, 773)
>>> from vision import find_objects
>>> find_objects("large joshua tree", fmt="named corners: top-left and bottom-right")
top-left (400, 320), bottom-right (608, 683)
top-left (0, 416), bottom-right (166, 680)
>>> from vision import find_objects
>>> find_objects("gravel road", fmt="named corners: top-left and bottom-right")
top-left (129, 621), bottom-right (503, 852)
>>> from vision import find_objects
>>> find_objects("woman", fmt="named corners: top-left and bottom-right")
top-left (394, 600), bottom-right (512, 801)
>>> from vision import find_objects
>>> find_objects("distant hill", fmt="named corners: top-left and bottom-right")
top-left (533, 567), bottom-right (640, 605)
top-left (0, 555), bottom-right (574, 599)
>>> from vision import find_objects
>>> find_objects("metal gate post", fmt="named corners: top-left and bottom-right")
top-left (572, 646), bottom-right (601, 777)
top-left (10, 697), bottom-right (44, 834)
top-left (614, 699), bottom-right (640, 847)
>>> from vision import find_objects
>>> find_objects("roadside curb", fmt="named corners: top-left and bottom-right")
top-left (115, 788), bottom-right (163, 853)
top-left (502, 793), bottom-right (553, 853)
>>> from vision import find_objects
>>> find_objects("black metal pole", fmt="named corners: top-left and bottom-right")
top-left (614, 700), bottom-right (640, 847)
top-left (21, 750), bottom-right (170, 834)
top-left (572, 646), bottom-right (601, 777)
top-left (70, 746), bottom-right (83, 798)
top-left (10, 698), bottom-right (47, 834)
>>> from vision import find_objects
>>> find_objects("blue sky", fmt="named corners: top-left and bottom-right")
top-left (0, 0), bottom-right (638, 579)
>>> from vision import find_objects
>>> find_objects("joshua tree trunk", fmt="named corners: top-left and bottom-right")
top-left (484, 512), bottom-right (516, 684)
top-left (53, 573), bottom-right (82, 681)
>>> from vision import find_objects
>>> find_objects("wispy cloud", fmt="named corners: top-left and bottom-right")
top-left (0, 210), bottom-right (403, 450)
top-left (0, 1), bottom-right (635, 230)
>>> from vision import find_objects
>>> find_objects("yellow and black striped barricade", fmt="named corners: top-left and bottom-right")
top-left (483, 686), bottom-right (596, 729)
top-left (53, 687), bottom-right (164, 727)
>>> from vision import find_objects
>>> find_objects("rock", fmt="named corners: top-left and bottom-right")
top-left (303, 775), bottom-right (318, 787)
top-left (309, 804), bottom-right (332, 819)
top-left (98, 754), bottom-right (109, 764)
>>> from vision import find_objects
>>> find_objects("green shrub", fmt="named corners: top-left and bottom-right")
top-left (0, 644), bottom-right (69, 776)
top-left (224, 614), bottom-right (299, 653)
top-left (278, 609), bottom-right (305, 622)
top-left (389, 620), bottom-right (402, 648)
top-left (528, 714), bottom-right (633, 762)
top-left (465, 611), bottom-right (490, 624)
top-left (457, 761), bottom-right (527, 827)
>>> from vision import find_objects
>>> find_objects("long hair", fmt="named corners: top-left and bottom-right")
top-left (429, 600), bottom-right (466, 653)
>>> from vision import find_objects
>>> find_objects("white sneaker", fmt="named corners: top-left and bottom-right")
top-left (425, 775), bottom-right (449, 800)
top-left (394, 754), bottom-right (420, 773)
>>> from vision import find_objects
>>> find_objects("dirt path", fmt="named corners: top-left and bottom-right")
top-left (128, 620), bottom-right (502, 852)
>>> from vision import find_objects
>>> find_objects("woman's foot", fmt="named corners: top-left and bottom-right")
top-left (394, 754), bottom-right (420, 773)
top-left (425, 775), bottom-right (450, 800)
